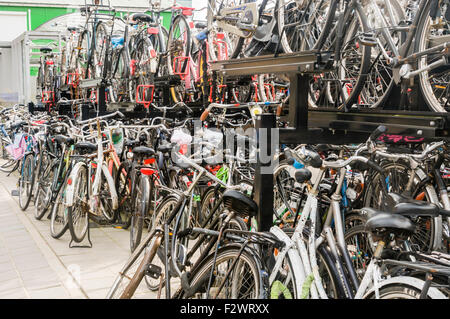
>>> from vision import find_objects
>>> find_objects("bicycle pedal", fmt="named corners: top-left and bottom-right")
top-left (145, 264), bottom-right (162, 279)
top-left (359, 33), bottom-right (377, 47)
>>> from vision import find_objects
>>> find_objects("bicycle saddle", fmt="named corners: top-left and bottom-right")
top-left (54, 135), bottom-right (75, 146)
top-left (222, 190), bottom-right (258, 218)
top-left (157, 142), bottom-right (174, 154)
top-left (124, 139), bottom-right (139, 148)
top-left (295, 168), bottom-right (312, 184)
top-left (131, 13), bottom-right (153, 24)
top-left (10, 121), bottom-right (27, 130)
top-left (40, 47), bottom-right (53, 54)
top-left (74, 142), bottom-right (97, 154)
top-left (132, 146), bottom-right (155, 157)
top-left (388, 193), bottom-right (440, 217)
top-left (194, 22), bottom-right (207, 29)
top-left (364, 208), bottom-right (416, 237)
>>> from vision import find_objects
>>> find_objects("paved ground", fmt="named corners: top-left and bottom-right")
top-left (0, 164), bottom-right (157, 299)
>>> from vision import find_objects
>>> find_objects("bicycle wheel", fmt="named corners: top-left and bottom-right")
top-left (19, 154), bottom-right (34, 211)
top-left (175, 245), bottom-right (263, 299)
top-left (318, 4), bottom-right (371, 110)
top-left (207, 0), bottom-right (245, 60)
top-left (278, 0), bottom-right (336, 54)
top-left (416, 0), bottom-right (450, 112)
top-left (363, 160), bottom-right (441, 252)
top-left (166, 14), bottom-right (192, 103)
top-left (130, 37), bottom-right (157, 104)
top-left (344, 225), bottom-right (376, 280)
top-left (143, 194), bottom-right (181, 291)
top-left (359, 0), bottom-right (405, 108)
top-left (130, 174), bottom-right (150, 252)
top-left (114, 161), bottom-right (133, 228)
top-left (34, 161), bottom-right (56, 220)
top-left (110, 47), bottom-right (130, 103)
top-left (0, 158), bottom-right (18, 173)
top-left (93, 22), bottom-right (109, 79)
top-left (98, 165), bottom-right (117, 223)
top-left (365, 283), bottom-right (431, 299)
top-left (50, 173), bottom-right (70, 239)
top-left (67, 165), bottom-right (89, 243)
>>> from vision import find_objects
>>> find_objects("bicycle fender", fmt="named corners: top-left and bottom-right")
top-left (65, 161), bottom-right (86, 207)
top-left (270, 226), bottom-right (305, 298)
top-left (101, 163), bottom-right (118, 210)
top-left (362, 276), bottom-right (447, 299)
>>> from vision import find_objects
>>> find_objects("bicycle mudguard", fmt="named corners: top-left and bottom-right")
top-left (64, 161), bottom-right (86, 207)
top-left (101, 163), bottom-right (119, 210)
top-left (362, 276), bottom-right (447, 299)
top-left (269, 226), bottom-right (305, 298)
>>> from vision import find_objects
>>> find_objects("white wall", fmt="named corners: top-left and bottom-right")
top-left (0, 46), bottom-right (19, 103)
top-left (0, 11), bottom-right (27, 42)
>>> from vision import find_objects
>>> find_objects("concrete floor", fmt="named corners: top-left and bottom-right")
top-left (0, 163), bottom-right (158, 299)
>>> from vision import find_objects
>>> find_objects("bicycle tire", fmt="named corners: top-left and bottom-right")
top-left (50, 172), bottom-right (71, 239)
top-left (174, 245), bottom-right (264, 299)
top-left (67, 164), bottom-right (89, 243)
top-left (19, 154), bottom-right (34, 211)
top-left (416, 0), bottom-right (449, 112)
top-left (34, 159), bottom-right (56, 220)
top-left (130, 174), bottom-right (150, 252)
top-left (114, 161), bottom-right (133, 228)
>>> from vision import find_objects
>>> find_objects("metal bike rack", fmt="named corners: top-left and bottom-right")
top-left (211, 51), bottom-right (450, 232)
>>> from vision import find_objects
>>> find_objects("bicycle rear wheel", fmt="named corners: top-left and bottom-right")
top-left (416, 0), bottom-right (450, 112)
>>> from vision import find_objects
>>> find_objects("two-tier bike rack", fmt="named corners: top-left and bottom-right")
top-left (210, 50), bottom-right (450, 232)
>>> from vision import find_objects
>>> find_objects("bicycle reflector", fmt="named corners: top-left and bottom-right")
top-left (143, 158), bottom-right (155, 165)
top-left (140, 168), bottom-right (156, 176)
top-left (147, 27), bottom-right (159, 34)
top-left (136, 84), bottom-right (155, 108)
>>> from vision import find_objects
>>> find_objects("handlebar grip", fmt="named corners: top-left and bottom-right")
top-left (200, 109), bottom-right (210, 121)
top-left (308, 152), bottom-right (323, 169)
top-left (369, 125), bottom-right (387, 142)
top-left (177, 228), bottom-right (193, 239)
top-left (284, 149), bottom-right (295, 165)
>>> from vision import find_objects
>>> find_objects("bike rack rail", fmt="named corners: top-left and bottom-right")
top-left (211, 50), bottom-right (450, 232)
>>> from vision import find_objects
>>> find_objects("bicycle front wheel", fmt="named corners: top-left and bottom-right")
top-left (67, 165), bottom-right (89, 243)
top-left (416, 0), bottom-right (450, 112)
top-left (19, 154), bottom-right (34, 211)
top-left (130, 175), bottom-right (150, 252)
top-left (175, 245), bottom-right (264, 299)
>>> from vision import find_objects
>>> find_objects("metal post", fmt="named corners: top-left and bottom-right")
top-left (288, 73), bottom-right (309, 129)
top-left (98, 85), bottom-right (107, 115)
top-left (254, 113), bottom-right (276, 232)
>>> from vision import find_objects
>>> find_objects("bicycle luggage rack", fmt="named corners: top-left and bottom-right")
top-left (211, 50), bottom-right (450, 232)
